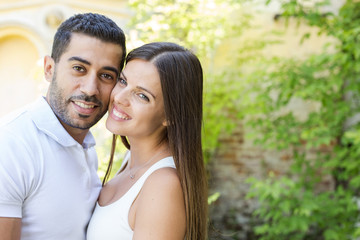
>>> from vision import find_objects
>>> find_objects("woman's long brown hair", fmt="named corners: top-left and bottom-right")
top-left (103, 42), bottom-right (208, 239)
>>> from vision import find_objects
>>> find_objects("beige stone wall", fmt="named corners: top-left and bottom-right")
top-left (0, 34), bottom-right (39, 116)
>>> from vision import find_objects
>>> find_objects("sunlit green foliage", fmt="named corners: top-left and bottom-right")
top-left (127, 0), bottom-right (248, 61)
top-left (244, 0), bottom-right (360, 239)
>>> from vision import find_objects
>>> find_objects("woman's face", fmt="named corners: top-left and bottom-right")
top-left (106, 59), bottom-right (166, 140)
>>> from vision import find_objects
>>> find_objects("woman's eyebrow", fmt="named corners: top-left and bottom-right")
top-left (136, 86), bottom-right (156, 99)
top-left (121, 72), bottom-right (156, 99)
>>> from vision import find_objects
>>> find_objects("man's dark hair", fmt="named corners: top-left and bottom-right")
top-left (51, 13), bottom-right (126, 68)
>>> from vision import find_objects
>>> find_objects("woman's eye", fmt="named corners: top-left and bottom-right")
top-left (138, 93), bottom-right (149, 102)
top-left (118, 78), bottom-right (127, 86)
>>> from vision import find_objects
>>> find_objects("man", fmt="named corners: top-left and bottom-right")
top-left (0, 13), bottom-right (126, 240)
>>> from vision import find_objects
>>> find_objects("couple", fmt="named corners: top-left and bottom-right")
top-left (0, 13), bottom-right (207, 240)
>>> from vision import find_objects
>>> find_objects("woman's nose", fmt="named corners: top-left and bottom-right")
top-left (112, 83), bottom-right (130, 107)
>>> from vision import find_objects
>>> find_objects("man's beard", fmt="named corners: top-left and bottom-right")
top-left (47, 68), bottom-right (106, 130)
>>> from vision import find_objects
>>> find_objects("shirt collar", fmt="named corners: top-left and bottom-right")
top-left (30, 97), bottom-right (96, 148)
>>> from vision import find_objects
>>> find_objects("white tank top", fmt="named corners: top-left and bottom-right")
top-left (86, 154), bottom-right (176, 240)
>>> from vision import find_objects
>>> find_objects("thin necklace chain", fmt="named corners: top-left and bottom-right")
top-left (128, 147), bottom-right (168, 180)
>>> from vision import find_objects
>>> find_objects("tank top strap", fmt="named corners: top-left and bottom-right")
top-left (124, 156), bottom-right (176, 200)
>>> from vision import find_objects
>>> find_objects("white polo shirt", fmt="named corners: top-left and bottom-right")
top-left (0, 97), bottom-right (102, 240)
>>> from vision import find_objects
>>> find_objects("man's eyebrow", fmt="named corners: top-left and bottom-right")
top-left (69, 56), bottom-right (119, 76)
top-left (104, 66), bottom-right (119, 77)
top-left (68, 56), bottom-right (90, 65)
top-left (120, 72), bottom-right (156, 99)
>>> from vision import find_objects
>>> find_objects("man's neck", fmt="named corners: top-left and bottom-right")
top-left (59, 121), bottom-right (89, 145)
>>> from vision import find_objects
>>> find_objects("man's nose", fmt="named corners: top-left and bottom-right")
top-left (80, 73), bottom-right (99, 97)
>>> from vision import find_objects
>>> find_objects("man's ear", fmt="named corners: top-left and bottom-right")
top-left (44, 55), bottom-right (55, 82)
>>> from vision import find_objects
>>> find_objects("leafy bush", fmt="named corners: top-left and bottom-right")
top-left (244, 0), bottom-right (360, 239)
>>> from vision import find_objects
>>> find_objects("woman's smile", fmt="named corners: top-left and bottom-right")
top-left (110, 106), bottom-right (131, 121)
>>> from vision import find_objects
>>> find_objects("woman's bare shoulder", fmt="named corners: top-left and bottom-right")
top-left (133, 167), bottom-right (186, 240)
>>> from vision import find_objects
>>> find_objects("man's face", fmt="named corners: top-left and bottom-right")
top-left (45, 33), bottom-right (124, 132)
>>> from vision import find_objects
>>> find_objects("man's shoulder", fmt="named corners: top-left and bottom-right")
top-left (0, 97), bottom-right (52, 133)
top-left (0, 102), bottom-right (49, 163)
top-left (0, 105), bottom-right (34, 132)
top-left (0, 100), bottom-right (44, 146)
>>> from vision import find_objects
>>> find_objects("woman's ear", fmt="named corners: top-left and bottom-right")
top-left (44, 55), bottom-right (55, 83)
top-left (162, 119), bottom-right (168, 127)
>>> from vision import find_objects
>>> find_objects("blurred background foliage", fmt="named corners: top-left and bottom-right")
top-left (245, 0), bottom-right (360, 239)
top-left (94, 0), bottom-right (360, 239)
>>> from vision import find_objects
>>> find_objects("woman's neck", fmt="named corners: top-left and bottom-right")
top-left (127, 140), bottom-right (170, 168)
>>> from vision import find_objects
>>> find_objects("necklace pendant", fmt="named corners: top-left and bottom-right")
top-left (130, 174), bottom-right (135, 179)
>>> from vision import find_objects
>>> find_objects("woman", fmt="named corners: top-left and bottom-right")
top-left (87, 42), bottom-right (208, 240)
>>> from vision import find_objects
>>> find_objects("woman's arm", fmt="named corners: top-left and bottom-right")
top-left (0, 217), bottom-right (21, 240)
top-left (132, 168), bottom-right (186, 240)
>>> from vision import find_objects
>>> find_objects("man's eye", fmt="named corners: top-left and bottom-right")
top-left (73, 66), bottom-right (85, 72)
top-left (101, 73), bottom-right (114, 80)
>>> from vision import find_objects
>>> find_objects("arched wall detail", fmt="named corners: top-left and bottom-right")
top-left (0, 32), bottom-right (45, 117)
top-left (0, 25), bottom-right (48, 57)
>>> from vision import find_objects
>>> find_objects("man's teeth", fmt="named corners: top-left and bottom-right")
top-left (74, 101), bottom-right (95, 109)
top-left (113, 108), bottom-right (130, 120)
